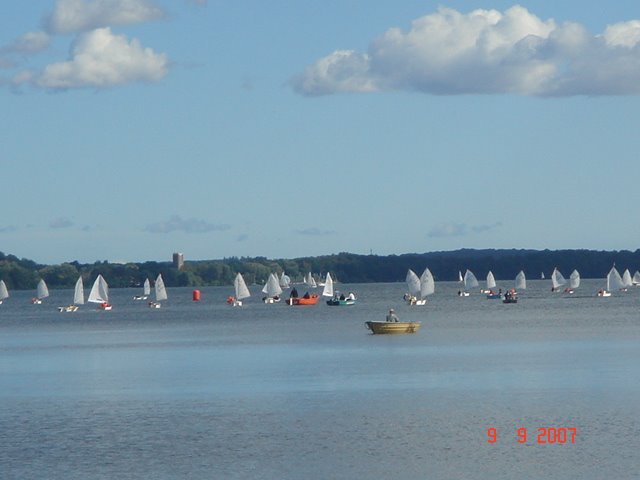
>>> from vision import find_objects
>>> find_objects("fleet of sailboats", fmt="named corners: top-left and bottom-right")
top-left (404, 268), bottom-right (435, 305)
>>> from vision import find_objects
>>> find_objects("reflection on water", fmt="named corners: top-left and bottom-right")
top-left (1, 280), bottom-right (640, 479)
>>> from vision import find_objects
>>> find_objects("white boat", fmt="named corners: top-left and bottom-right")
top-left (149, 274), bottom-right (167, 308)
top-left (551, 268), bottom-right (566, 292)
top-left (321, 272), bottom-right (334, 298)
top-left (304, 272), bottom-right (317, 288)
top-left (483, 270), bottom-right (497, 294)
top-left (565, 269), bottom-right (580, 294)
top-left (279, 272), bottom-right (291, 289)
top-left (622, 269), bottom-right (633, 290)
top-left (228, 272), bottom-right (251, 306)
top-left (461, 269), bottom-right (478, 296)
top-left (262, 273), bottom-right (283, 303)
top-left (58, 276), bottom-right (84, 312)
top-left (32, 279), bottom-right (49, 304)
top-left (134, 278), bottom-right (150, 300)
top-left (515, 271), bottom-right (526, 290)
top-left (88, 274), bottom-right (112, 310)
top-left (633, 270), bottom-right (640, 286)
top-left (0, 280), bottom-right (9, 304)
top-left (599, 266), bottom-right (623, 297)
top-left (404, 268), bottom-right (434, 305)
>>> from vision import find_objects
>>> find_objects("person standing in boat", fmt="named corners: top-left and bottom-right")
top-left (290, 287), bottom-right (299, 298)
top-left (386, 309), bottom-right (399, 322)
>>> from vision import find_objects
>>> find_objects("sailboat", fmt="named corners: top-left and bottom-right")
top-left (304, 272), bottom-right (317, 288)
top-left (621, 269), bottom-right (633, 291)
top-left (633, 270), bottom-right (640, 286)
top-left (404, 268), bottom-right (434, 305)
top-left (484, 271), bottom-right (500, 298)
top-left (32, 279), bottom-right (49, 304)
top-left (228, 273), bottom-right (251, 306)
top-left (598, 267), bottom-right (623, 297)
top-left (149, 274), bottom-right (167, 308)
top-left (515, 271), bottom-right (526, 290)
top-left (458, 270), bottom-right (463, 283)
top-left (459, 269), bottom-right (478, 296)
top-left (551, 268), bottom-right (566, 292)
top-left (541, 272), bottom-right (545, 279)
top-left (88, 274), bottom-right (112, 310)
top-left (279, 272), bottom-right (291, 289)
top-left (58, 276), bottom-right (84, 312)
top-left (262, 273), bottom-right (283, 303)
top-left (134, 278), bottom-right (150, 300)
top-left (0, 280), bottom-right (9, 304)
top-left (565, 270), bottom-right (580, 294)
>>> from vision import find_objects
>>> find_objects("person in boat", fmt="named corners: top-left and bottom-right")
top-left (290, 287), bottom-right (299, 298)
top-left (303, 292), bottom-right (310, 299)
top-left (386, 308), bottom-right (399, 322)
top-left (339, 293), bottom-right (346, 300)
top-left (347, 292), bottom-right (355, 301)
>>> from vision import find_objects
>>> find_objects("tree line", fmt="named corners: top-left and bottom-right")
top-left (1, 248), bottom-right (639, 290)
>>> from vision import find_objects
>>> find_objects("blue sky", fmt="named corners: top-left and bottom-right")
top-left (2, 0), bottom-right (640, 264)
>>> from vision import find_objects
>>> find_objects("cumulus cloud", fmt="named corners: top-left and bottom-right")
top-left (295, 227), bottom-right (337, 236)
top-left (145, 215), bottom-right (231, 234)
top-left (45, 0), bottom-right (165, 34)
top-left (23, 27), bottom-right (168, 89)
top-left (428, 222), bottom-right (502, 238)
top-left (49, 217), bottom-right (75, 229)
top-left (293, 5), bottom-right (640, 96)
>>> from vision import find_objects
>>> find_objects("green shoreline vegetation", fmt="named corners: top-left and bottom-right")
top-left (1, 249), bottom-right (639, 290)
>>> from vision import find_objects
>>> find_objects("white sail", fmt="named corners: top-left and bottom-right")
top-left (541, 272), bottom-right (545, 279)
top-left (0, 280), bottom-right (9, 300)
top-left (279, 272), bottom-right (291, 289)
top-left (486, 271), bottom-right (496, 289)
top-left (551, 268), bottom-right (566, 289)
top-left (464, 270), bottom-right (479, 289)
top-left (234, 273), bottom-right (251, 300)
top-left (155, 274), bottom-right (168, 302)
top-left (406, 269), bottom-right (421, 296)
top-left (262, 273), bottom-right (283, 297)
top-left (633, 271), bottom-right (640, 285)
top-left (419, 268), bottom-right (435, 298)
top-left (607, 267), bottom-right (624, 291)
top-left (458, 271), bottom-right (463, 283)
top-left (143, 278), bottom-right (151, 296)
top-left (307, 273), bottom-right (317, 288)
top-left (515, 271), bottom-right (526, 290)
top-left (569, 270), bottom-right (580, 289)
top-left (37, 279), bottom-right (49, 299)
top-left (622, 269), bottom-right (633, 288)
top-left (88, 274), bottom-right (109, 303)
top-left (322, 273), bottom-right (334, 297)
top-left (73, 276), bottom-right (84, 305)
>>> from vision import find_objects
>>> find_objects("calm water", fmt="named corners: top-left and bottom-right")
top-left (1, 280), bottom-right (640, 479)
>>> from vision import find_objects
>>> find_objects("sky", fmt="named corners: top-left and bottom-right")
top-left (2, 0), bottom-right (640, 265)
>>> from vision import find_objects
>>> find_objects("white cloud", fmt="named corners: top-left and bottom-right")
top-left (293, 5), bottom-right (640, 96)
top-left (428, 222), bottom-right (502, 238)
top-left (1, 31), bottom-right (51, 55)
top-left (46, 0), bottom-right (165, 34)
top-left (27, 27), bottom-right (168, 89)
top-left (145, 215), bottom-right (231, 234)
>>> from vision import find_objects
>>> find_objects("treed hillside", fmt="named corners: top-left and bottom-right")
top-left (0, 249), bottom-right (639, 290)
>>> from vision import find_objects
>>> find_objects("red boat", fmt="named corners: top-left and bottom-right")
top-left (286, 294), bottom-right (320, 305)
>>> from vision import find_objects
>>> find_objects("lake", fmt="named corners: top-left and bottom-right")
top-left (1, 279), bottom-right (640, 479)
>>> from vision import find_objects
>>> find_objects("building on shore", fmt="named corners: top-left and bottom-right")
top-left (173, 252), bottom-right (184, 270)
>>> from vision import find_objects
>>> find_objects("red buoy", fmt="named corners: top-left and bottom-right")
top-left (192, 289), bottom-right (201, 301)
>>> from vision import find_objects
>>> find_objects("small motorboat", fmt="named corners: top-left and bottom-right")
top-left (326, 297), bottom-right (356, 306)
top-left (502, 289), bottom-right (518, 304)
top-left (365, 321), bottom-right (420, 334)
top-left (287, 294), bottom-right (319, 305)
